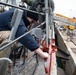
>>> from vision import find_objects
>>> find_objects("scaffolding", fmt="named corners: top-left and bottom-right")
top-left (0, 0), bottom-right (57, 75)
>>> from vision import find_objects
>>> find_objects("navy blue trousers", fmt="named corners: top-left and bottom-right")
top-left (0, 9), bottom-right (39, 51)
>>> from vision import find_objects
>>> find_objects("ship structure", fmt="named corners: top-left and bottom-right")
top-left (0, 0), bottom-right (76, 75)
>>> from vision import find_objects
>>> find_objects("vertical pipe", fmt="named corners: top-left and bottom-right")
top-left (45, 0), bottom-right (49, 47)
top-left (50, 8), bottom-right (53, 29)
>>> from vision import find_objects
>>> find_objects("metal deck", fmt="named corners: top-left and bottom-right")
top-left (56, 28), bottom-right (76, 75)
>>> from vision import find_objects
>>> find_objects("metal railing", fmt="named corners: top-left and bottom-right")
top-left (0, 0), bottom-right (57, 75)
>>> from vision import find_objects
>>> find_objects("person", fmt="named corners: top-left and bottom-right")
top-left (0, 8), bottom-right (49, 59)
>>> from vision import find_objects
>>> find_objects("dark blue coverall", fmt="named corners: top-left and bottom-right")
top-left (0, 9), bottom-right (39, 51)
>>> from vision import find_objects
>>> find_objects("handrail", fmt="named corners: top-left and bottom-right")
top-left (43, 0), bottom-right (57, 75)
top-left (50, 25), bottom-right (57, 75)
top-left (44, 25), bottom-right (57, 75)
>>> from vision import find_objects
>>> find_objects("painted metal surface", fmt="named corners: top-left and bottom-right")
top-left (42, 25), bottom-right (57, 75)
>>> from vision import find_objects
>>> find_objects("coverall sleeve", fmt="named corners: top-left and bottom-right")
top-left (15, 20), bottom-right (39, 51)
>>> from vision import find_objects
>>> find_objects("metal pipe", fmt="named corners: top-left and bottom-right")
top-left (0, 1), bottom-right (44, 15)
top-left (0, 57), bottom-right (13, 75)
top-left (45, 0), bottom-right (49, 47)
top-left (50, 8), bottom-right (53, 27)
top-left (51, 23), bottom-right (55, 39)
top-left (0, 57), bottom-right (12, 64)
top-left (0, 21), bottom-right (45, 51)
top-left (48, 0), bottom-right (54, 12)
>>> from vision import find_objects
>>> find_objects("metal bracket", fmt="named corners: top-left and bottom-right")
top-left (9, 8), bottom-right (23, 41)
